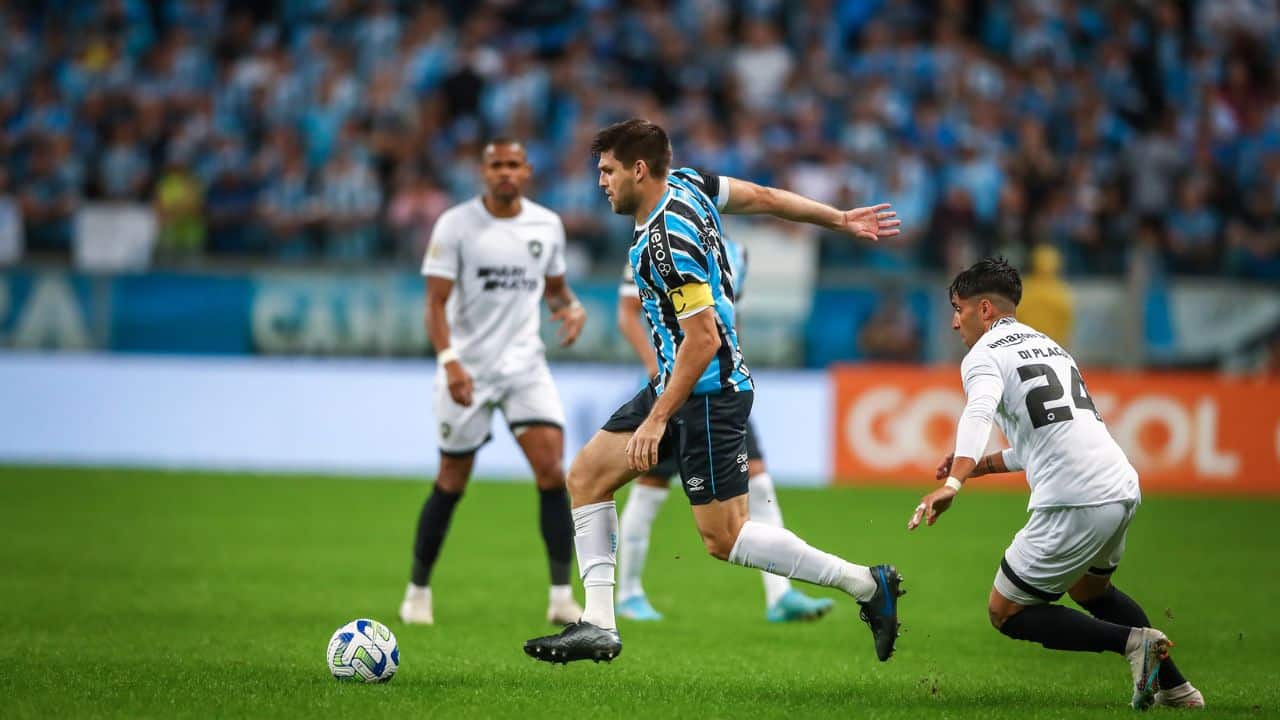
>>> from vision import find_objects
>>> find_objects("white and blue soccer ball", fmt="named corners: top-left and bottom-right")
top-left (327, 619), bottom-right (399, 682)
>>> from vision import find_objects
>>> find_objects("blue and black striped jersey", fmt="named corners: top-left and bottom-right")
top-left (626, 167), bottom-right (752, 396)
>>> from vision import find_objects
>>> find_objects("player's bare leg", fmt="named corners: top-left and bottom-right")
top-left (1069, 575), bottom-right (1203, 708)
top-left (745, 458), bottom-right (835, 623)
top-left (990, 587), bottom-right (1173, 710)
top-left (401, 452), bottom-right (474, 625)
top-left (524, 430), bottom-right (637, 663)
top-left (513, 424), bottom-right (581, 625)
top-left (699, 494), bottom-right (902, 661)
top-left (616, 472), bottom-right (669, 621)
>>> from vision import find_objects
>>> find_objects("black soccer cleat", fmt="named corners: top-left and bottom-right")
top-left (857, 564), bottom-right (905, 662)
top-left (523, 621), bottom-right (622, 664)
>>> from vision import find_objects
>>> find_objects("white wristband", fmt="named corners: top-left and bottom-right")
top-left (436, 347), bottom-right (459, 366)
top-left (945, 476), bottom-right (963, 492)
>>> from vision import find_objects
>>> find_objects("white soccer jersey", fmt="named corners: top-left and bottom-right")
top-left (958, 316), bottom-right (1140, 510)
top-left (421, 197), bottom-right (566, 380)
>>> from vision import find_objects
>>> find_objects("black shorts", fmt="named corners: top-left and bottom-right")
top-left (603, 384), bottom-right (754, 505)
top-left (645, 419), bottom-right (763, 479)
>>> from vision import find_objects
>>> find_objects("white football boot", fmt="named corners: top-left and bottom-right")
top-left (399, 583), bottom-right (434, 625)
top-left (1125, 627), bottom-right (1172, 710)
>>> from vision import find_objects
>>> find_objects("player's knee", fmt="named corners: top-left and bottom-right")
top-left (699, 527), bottom-right (736, 561)
top-left (434, 453), bottom-right (474, 493)
top-left (566, 457), bottom-right (605, 503)
top-left (987, 604), bottom-right (1005, 630)
top-left (434, 470), bottom-right (470, 495)
top-left (532, 461), bottom-right (566, 491)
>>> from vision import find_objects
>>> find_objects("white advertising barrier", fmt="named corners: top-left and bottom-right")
top-left (0, 353), bottom-right (829, 485)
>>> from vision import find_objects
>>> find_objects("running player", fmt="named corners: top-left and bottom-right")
top-left (524, 118), bottom-right (903, 664)
top-left (615, 250), bottom-right (833, 623)
top-left (399, 139), bottom-right (586, 627)
top-left (908, 257), bottom-right (1204, 710)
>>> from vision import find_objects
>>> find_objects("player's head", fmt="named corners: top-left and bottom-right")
top-left (480, 138), bottom-right (531, 204)
top-left (947, 257), bottom-right (1022, 348)
top-left (591, 119), bottom-right (672, 215)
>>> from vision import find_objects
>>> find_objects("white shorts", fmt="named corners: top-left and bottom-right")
top-left (994, 500), bottom-right (1137, 606)
top-left (434, 363), bottom-right (566, 455)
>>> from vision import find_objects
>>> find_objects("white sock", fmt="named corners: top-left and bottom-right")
top-left (748, 472), bottom-right (792, 607)
top-left (549, 584), bottom-right (573, 605)
top-left (573, 501), bottom-right (618, 630)
top-left (728, 520), bottom-right (877, 601)
top-left (617, 484), bottom-right (669, 601)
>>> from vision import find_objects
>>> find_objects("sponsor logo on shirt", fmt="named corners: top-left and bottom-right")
top-left (477, 266), bottom-right (539, 291)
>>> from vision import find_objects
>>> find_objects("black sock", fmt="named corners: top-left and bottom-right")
top-left (410, 486), bottom-right (463, 586)
top-left (539, 487), bottom-right (573, 586)
top-left (1079, 585), bottom-right (1189, 689)
top-left (999, 604), bottom-right (1130, 653)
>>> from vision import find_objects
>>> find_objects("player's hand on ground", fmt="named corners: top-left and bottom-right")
top-left (835, 203), bottom-right (900, 242)
top-left (907, 486), bottom-right (958, 531)
top-left (552, 304), bottom-right (587, 347)
top-left (936, 453), bottom-right (954, 481)
top-left (625, 416), bottom-right (665, 471)
top-left (444, 361), bottom-right (474, 407)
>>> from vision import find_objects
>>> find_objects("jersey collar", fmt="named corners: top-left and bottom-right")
top-left (635, 188), bottom-right (672, 230)
top-left (989, 316), bottom-right (1017, 330)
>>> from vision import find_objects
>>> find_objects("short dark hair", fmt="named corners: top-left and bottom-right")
top-left (948, 257), bottom-right (1022, 306)
top-left (590, 119), bottom-right (672, 178)
top-left (481, 137), bottom-right (525, 158)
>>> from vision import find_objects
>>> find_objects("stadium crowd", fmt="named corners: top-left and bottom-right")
top-left (1, 0), bottom-right (1278, 279)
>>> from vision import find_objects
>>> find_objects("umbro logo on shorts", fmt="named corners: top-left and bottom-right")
top-left (686, 476), bottom-right (706, 491)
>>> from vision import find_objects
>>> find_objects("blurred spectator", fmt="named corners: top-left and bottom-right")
top-left (1166, 177), bottom-right (1220, 274)
top-left (1225, 187), bottom-right (1280, 280)
top-left (318, 147), bottom-right (382, 262)
top-left (731, 20), bottom-right (794, 113)
top-left (98, 123), bottom-right (151, 201)
top-left (153, 156), bottom-right (205, 257)
top-left (858, 290), bottom-right (922, 362)
top-left (1019, 244), bottom-right (1075, 349)
top-left (0, 166), bottom-right (22, 265)
top-left (258, 154), bottom-right (314, 261)
top-left (387, 167), bottom-right (449, 263)
top-left (20, 142), bottom-right (80, 257)
top-left (204, 167), bottom-right (258, 256)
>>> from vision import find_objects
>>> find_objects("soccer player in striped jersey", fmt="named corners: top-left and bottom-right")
top-left (524, 119), bottom-right (903, 664)
top-left (614, 245), bottom-right (834, 623)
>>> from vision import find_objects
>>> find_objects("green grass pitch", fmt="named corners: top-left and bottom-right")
top-left (1, 466), bottom-right (1274, 718)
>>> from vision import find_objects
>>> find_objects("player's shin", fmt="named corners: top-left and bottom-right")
top-left (411, 486), bottom-right (463, 587)
top-left (617, 484), bottom-right (668, 601)
top-left (573, 500), bottom-right (619, 630)
top-left (727, 520), bottom-right (876, 601)
top-left (747, 474), bottom-right (792, 605)
top-left (538, 487), bottom-right (574, 587)
top-left (998, 604), bottom-right (1130, 653)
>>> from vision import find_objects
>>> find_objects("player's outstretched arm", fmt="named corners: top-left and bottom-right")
top-left (544, 275), bottom-right (586, 347)
top-left (616, 294), bottom-right (659, 378)
top-left (624, 307), bottom-right (719, 471)
top-left (720, 177), bottom-right (900, 242)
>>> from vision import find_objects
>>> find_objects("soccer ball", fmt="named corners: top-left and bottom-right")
top-left (326, 619), bottom-right (399, 682)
